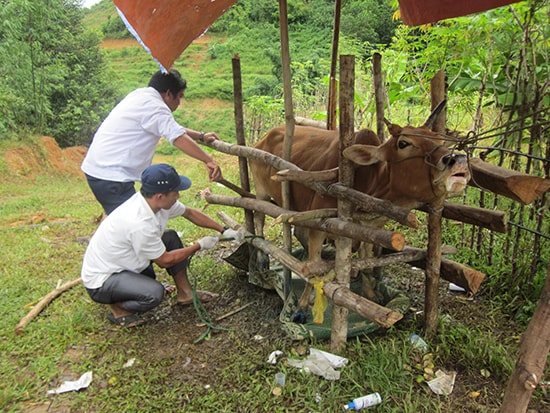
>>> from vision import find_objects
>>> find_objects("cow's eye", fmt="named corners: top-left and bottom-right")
top-left (398, 140), bottom-right (410, 149)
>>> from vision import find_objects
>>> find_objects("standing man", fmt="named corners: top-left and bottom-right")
top-left (81, 163), bottom-right (242, 328)
top-left (81, 69), bottom-right (222, 214)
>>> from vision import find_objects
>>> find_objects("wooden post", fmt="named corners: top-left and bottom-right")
top-left (372, 52), bottom-right (385, 142)
top-left (424, 69), bottom-right (446, 335)
top-left (326, 0), bottom-right (341, 130)
top-left (278, 0), bottom-right (294, 299)
top-left (331, 54), bottom-right (355, 351)
top-left (499, 263), bottom-right (550, 413)
top-left (231, 55), bottom-right (254, 233)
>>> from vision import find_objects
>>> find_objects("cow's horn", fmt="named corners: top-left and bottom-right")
top-left (423, 99), bottom-right (447, 128)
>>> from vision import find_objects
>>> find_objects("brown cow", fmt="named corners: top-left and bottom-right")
top-left (249, 104), bottom-right (470, 323)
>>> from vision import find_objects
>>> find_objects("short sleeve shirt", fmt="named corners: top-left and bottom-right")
top-left (81, 87), bottom-right (186, 182)
top-left (81, 193), bottom-right (186, 289)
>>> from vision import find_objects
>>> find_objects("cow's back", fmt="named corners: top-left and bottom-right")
top-left (250, 126), bottom-right (343, 211)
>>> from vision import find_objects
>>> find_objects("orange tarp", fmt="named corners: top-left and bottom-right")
top-left (398, 0), bottom-right (524, 26)
top-left (113, 0), bottom-right (238, 71)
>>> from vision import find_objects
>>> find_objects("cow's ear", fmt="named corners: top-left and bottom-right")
top-left (386, 123), bottom-right (402, 138)
top-left (343, 145), bottom-right (382, 165)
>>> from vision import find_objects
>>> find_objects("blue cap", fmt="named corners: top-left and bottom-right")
top-left (141, 163), bottom-right (191, 193)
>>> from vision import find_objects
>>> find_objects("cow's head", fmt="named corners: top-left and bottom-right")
top-left (343, 102), bottom-right (470, 207)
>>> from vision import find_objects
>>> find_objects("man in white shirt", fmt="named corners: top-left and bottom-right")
top-left (81, 163), bottom-right (242, 327)
top-left (81, 69), bottom-right (223, 214)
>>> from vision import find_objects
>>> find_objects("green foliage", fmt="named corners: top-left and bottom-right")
top-left (101, 14), bottom-right (130, 39)
top-left (0, 0), bottom-right (118, 147)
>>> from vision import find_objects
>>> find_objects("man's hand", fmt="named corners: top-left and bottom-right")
top-left (221, 228), bottom-right (244, 243)
top-left (197, 235), bottom-right (219, 250)
top-left (206, 161), bottom-right (223, 182)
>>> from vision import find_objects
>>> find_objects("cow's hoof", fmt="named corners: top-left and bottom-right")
top-left (291, 310), bottom-right (307, 324)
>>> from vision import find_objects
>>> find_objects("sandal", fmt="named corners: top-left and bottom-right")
top-left (176, 290), bottom-right (220, 306)
top-left (107, 312), bottom-right (145, 327)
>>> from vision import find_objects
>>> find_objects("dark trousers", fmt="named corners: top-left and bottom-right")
top-left (85, 174), bottom-right (136, 215)
top-left (85, 230), bottom-right (187, 313)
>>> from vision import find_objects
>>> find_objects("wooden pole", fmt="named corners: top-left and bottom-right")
top-left (424, 69), bottom-right (446, 335)
top-left (204, 193), bottom-right (405, 252)
top-left (278, 0), bottom-right (295, 299)
top-left (326, 0), bottom-right (341, 130)
top-left (331, 54), bottom-right (355, 351)
top-left (231, 55), bottom-right (254, 233)
top-left (499, 263), bottom-right (550, 413)
top-left (372, 52), bottom-right (385, 142)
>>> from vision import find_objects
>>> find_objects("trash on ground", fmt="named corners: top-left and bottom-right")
top-left (274, 372), bottom-right (286, 387)
top-left (47, 371), bottom-right (93, 394)
top-left (123, 358), bottom-right (135, 368)
top-left (344, 392), bottom-right (382, 410)
top-left (410, 333), bottom-right (428, 352)
top-left (449, 282), bottom-right (466, 292)
top-left (267, 350), bottom-right (283, 364)
top-left (287, 347), bottom-right (348, 380)
top-left (427, 370), bottom-right (457, 395)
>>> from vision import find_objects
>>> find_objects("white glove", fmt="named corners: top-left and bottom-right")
top-left (197, 235), bottom-right (219, 250)
top-left (222, 228), bottom-right (244, 242)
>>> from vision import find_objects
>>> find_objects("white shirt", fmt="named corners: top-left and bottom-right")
top-left (81, 193), bottom-right (186, 289)
top-left (81, 87), bottom-right (186, 182)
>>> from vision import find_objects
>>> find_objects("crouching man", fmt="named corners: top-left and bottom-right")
top-left (81, 163), bottom-right (242, 327)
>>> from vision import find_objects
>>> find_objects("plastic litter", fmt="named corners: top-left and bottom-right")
top-left (267, 350), bottom-right (283, 364)
top-left (427, 370), bottom-right (457, 395)
top-left (449, 282), bottom-right (466, 292)
top-left (47, 371), bottom-right (93, 394)
top-left (274, 372), bottom-right (286, 387)
top-left (287, 347), bottom-right (348, 380)
top-left (410, 333), bottom-right (428, 352)
top-left (344, 392), bottom-right (382, 410)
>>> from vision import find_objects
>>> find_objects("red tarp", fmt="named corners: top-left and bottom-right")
top-left (113, 0), bottom-right (238, 71)
top-left (398, 0), bottom-right (524, 26)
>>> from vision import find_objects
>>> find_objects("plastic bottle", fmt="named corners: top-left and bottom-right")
top-left (410, 333), bottom-right (428, 352)
top-left (343, 392), bottom-right (382, 410)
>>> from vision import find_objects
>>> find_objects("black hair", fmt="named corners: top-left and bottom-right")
top-left (140, 188), bottom-right (156, 198)
top-left (148, 69), bottom-right (187, 96)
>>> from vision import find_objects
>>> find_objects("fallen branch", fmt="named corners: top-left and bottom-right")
top-left (15, 278), bottom-right (82, 334)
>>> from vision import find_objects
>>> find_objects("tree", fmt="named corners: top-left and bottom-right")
top-left (0, 0), bottom-right (118, 146)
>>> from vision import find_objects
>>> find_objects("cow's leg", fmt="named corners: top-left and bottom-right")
top-left (292, 229), bottom-right (325, 323)
top-left (358, 242), bottom-right (384, 303)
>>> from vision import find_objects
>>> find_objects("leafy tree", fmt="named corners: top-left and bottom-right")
top-left (0, 0), bottom-right (118, 146)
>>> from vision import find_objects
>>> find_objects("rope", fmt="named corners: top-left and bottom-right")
top-left (187, 254), bottom-right (231, 344)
